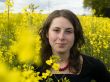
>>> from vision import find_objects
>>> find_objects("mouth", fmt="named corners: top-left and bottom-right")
top-left (56, 43), bottom-right (67, 48)
top-left (56, 43), bottom-right (66, 45)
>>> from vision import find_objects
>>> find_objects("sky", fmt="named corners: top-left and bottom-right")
top-left (0, 0), bottom-right (91, 15)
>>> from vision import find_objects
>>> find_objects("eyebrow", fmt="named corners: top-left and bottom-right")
top-left (66, 28), bottom-right (74, 30)
top-left (54, 27), bottom-right (73, 30)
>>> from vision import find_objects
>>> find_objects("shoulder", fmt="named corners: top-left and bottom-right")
top-left (81, 54), bottom-right (109, 73)
top-left (82, 54), bottom-right (104, 67)
top-left (82, 54), bottom-right (110, 81)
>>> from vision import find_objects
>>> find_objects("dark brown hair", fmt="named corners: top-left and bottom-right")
top-left (39, 9), bottom-right (85, 74)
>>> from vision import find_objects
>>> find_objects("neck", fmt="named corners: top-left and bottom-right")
top-left (53, 52), bottom-right (69, 68)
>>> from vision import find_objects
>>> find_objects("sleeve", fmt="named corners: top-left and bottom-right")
top-left (93, 59), bottom-right (110, 82)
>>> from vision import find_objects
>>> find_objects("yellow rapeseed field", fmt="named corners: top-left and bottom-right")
top-left (0, 9), bottom-right (110, 82)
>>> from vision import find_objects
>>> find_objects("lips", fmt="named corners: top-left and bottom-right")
top-left (56, 43), bottom-right (66, 45)
top-left (56, 43), bottom-right (67, 47)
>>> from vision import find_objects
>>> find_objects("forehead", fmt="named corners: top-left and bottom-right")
top-left (50, 17), bottom-right (74, 29)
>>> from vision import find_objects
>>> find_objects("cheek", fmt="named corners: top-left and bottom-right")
top-left (68, 35), bottom-right (75, 45)
top-left (48, 30), bottom-right (57, 41)
top-left (48, 33), bottom-right (56, 45)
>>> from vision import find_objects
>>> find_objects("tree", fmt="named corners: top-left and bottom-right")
top-left (83, 0), bottom-right (110, 17)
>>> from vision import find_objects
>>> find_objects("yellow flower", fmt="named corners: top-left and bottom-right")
top-left (42, 70), bottom-right (52, 79)
top-left (46, 70), bottom-right (52, 76)
top-left (52, 63), bottom-right (60, 71)
top-left (42, 73), bottom-right (48, 79)
top-left (36, 73), bottom-right (42, 81)
top-left (46, 59), bottom-right (53, 65)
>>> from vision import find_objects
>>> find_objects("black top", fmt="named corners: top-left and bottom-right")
top-left (35, 55), bottom-right (110, 82)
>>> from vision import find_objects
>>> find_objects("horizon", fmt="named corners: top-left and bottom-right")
top-left (0, 0), bottom-right (91, 15)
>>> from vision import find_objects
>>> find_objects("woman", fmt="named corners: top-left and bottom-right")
top-left (37, 9), bottom-right (110, 82)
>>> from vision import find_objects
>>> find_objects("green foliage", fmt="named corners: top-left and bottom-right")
top-left (61, 77), bottom-right (70, 82)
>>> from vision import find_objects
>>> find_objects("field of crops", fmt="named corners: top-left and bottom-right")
top-left (0, 11), bottom-right (110, 82)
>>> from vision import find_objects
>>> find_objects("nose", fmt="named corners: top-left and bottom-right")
top-left (58, 31), bottom-right (65, 40)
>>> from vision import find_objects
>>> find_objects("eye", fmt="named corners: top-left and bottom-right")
top-left (65, 30), bottom-right (73, 33)
top-left (53, 29), bottom-right (60, 32)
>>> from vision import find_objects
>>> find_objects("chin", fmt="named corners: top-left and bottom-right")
top-left (56, 50), bottom-right (67, 54)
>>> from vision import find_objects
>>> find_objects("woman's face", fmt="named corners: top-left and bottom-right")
top-left (47, 17), bottom-right (75, 54)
